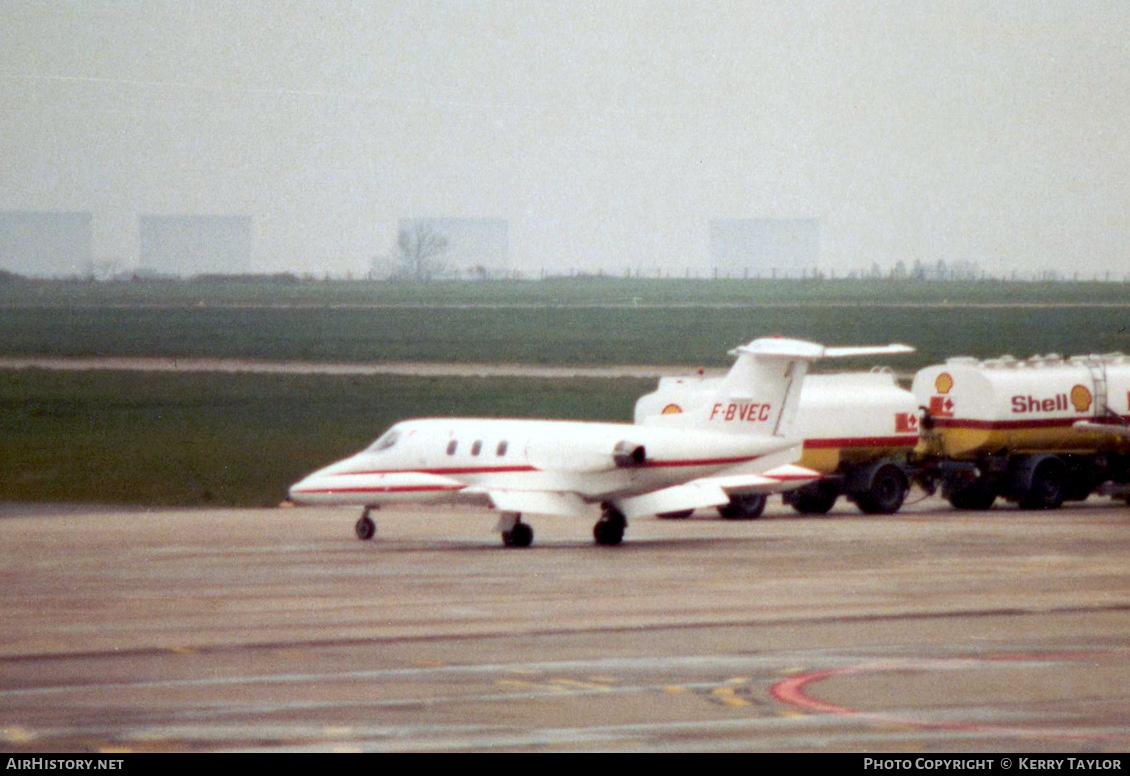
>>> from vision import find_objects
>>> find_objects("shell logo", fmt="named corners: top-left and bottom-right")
top-left (934, 372), bottom-right (954, 394)
top-left (1070, 384), bottom-right (1093, 412)
top-left (661, 404), bottom-right (683, 415)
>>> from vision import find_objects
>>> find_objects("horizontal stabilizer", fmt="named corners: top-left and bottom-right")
top-left (704, 464), bottom-right (822, 494)
top-left (486, 489), bottom-right (598, 518)
top-left (823, 344), bottom-right (915, 358)
top-left (730, 341), bottom-right (914, 360)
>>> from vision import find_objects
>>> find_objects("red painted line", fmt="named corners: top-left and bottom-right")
top-left (770, 669), bottom-right (861, 714)
top-left (770, 650), bottom-right (1130, 745)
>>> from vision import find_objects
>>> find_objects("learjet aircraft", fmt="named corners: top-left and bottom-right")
top-left (288, 337), bottom-right (913, 546)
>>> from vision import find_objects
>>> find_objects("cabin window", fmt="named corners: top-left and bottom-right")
top-left (446, 440), bottom-right (458, 456)
top-left (471, 440), bottom-right (483, 456)
top-left (496, 440), bottom-right (508, 457)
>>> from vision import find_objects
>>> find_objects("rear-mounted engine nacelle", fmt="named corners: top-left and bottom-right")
top-left (613, 441), bottom-right (647, 468)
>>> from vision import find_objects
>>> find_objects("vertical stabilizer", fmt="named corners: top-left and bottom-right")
top-left (640, 338), bottom-right (913, 440)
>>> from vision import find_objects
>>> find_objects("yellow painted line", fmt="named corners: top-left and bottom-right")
top-left (495, 680), bottom-right (566, 692)
top-left (663, 685), bottom-right (688, 694)
top-left (98, 748), bottom-right (133, 754)
top-left (549, 679), bottom-right (612, 691)
top-left (1, 727), bottom-right (36, 743)
top-left (711, 686), bottom-right (751, 707)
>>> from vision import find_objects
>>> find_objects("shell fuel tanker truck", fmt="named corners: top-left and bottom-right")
top-left (914, 352), bottom-right (1130, 510)
top-left (635, 350), bottom-right (1130, 516)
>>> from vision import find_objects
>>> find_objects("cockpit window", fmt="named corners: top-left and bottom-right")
top-left (368, 430), bottom-right (399, 452)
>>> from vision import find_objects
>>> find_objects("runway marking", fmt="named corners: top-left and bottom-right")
top-left (1, 726), bottom-right (36, 743)
top-left (768, 649), bottom-right (1130, 745)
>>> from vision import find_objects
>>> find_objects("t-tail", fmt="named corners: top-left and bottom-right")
top-left (639, 337), bottom-right (914, 439)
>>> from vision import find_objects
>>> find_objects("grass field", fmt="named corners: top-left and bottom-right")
top-left (3, 276), bottom-right (1128, 506)
top-left (2, 277), bottom-right (1129, 368)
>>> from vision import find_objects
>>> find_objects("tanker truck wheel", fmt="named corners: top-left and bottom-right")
top-left (854, 465), bottom-right (908, 515)
top-left (786, 482), bottom-right (839, 515)
top-left (946, 481), bottom-right (997, 511)
top-left (1019, 458), bottom-right (1065, 510)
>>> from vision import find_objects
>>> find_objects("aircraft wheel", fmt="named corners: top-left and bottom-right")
top-left (717, 493), bottom-right (767, 520)
top-left (502, 521), bottom-right (534, 548)
top-left (355, 513), bottom-right (377, 541)
top-left (854, 465), bottom-right (908, 515)
top-left (594, 506), bottom-right (626, 546)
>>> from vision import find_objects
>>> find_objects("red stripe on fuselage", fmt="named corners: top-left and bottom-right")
top-left (334, 455), bottom-right (761, 477)
top-left (338, 465), bottom-right (536, 477)
top-left (641, 455), bottom-right (760, 469)
top-left (293, 484), bottom-right (466, 495)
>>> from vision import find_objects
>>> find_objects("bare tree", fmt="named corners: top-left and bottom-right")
top-left (393, 220), bottom-right (450, 281)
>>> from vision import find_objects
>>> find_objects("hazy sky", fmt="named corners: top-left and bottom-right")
top-left (2, 0), bottom-right (1128, 277)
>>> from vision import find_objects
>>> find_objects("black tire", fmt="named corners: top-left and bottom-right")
top-left (717, 493), bottom-right (767, 520)
top-left (787, 482), bottom-right (839, 515)
top-left (502, 521), bottom-right (534, 548)
top-left (593, 520), bottom-right (624, 546)
top-left (594, 506), bottom-right (626, 546)
top-left (355, 514), bottom-right (376, 541)
top-left (946, 482), bottom-right (997, 511)
top-left (1019, 458), bottom-right (1065, 510)
top-left (854, 465), bottom-right (908, 515)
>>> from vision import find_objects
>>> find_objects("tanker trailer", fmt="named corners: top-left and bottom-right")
top-left (634, 369), bottom-right (921, 516)
top-left (912, 353), bottom-right (1130, 510)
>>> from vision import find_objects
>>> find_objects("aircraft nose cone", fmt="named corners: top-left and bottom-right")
top-left (288, 472), bottom-right (324, 504)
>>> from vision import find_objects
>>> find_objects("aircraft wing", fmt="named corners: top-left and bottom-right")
top-left (478, 488), bottom-right (600, 519)
top-left (616, 464), bottom-right (822, 520)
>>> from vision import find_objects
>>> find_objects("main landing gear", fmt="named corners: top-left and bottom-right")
top-left (497, 513), bottom-right (534, 547)
top-left (593, 504), bottom-right (627, 546)
top-left (355, 506), bottom-right (378, 540)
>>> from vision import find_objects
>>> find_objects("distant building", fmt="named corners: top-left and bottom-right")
top-left (391, 217), bottom-right (509, 279)
top-left (0, 211), bottom-right (93, 277)
top-left (139, 215), bottom-right (252, 276)
top-left (709, 219), bottom-right (820, 279)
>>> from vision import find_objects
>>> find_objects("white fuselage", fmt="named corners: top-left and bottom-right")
top-left (288, 417), bottom-right (795, 511)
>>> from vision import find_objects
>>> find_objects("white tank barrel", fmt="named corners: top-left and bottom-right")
top-left (913, 353), bottom-right (1130, 458)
